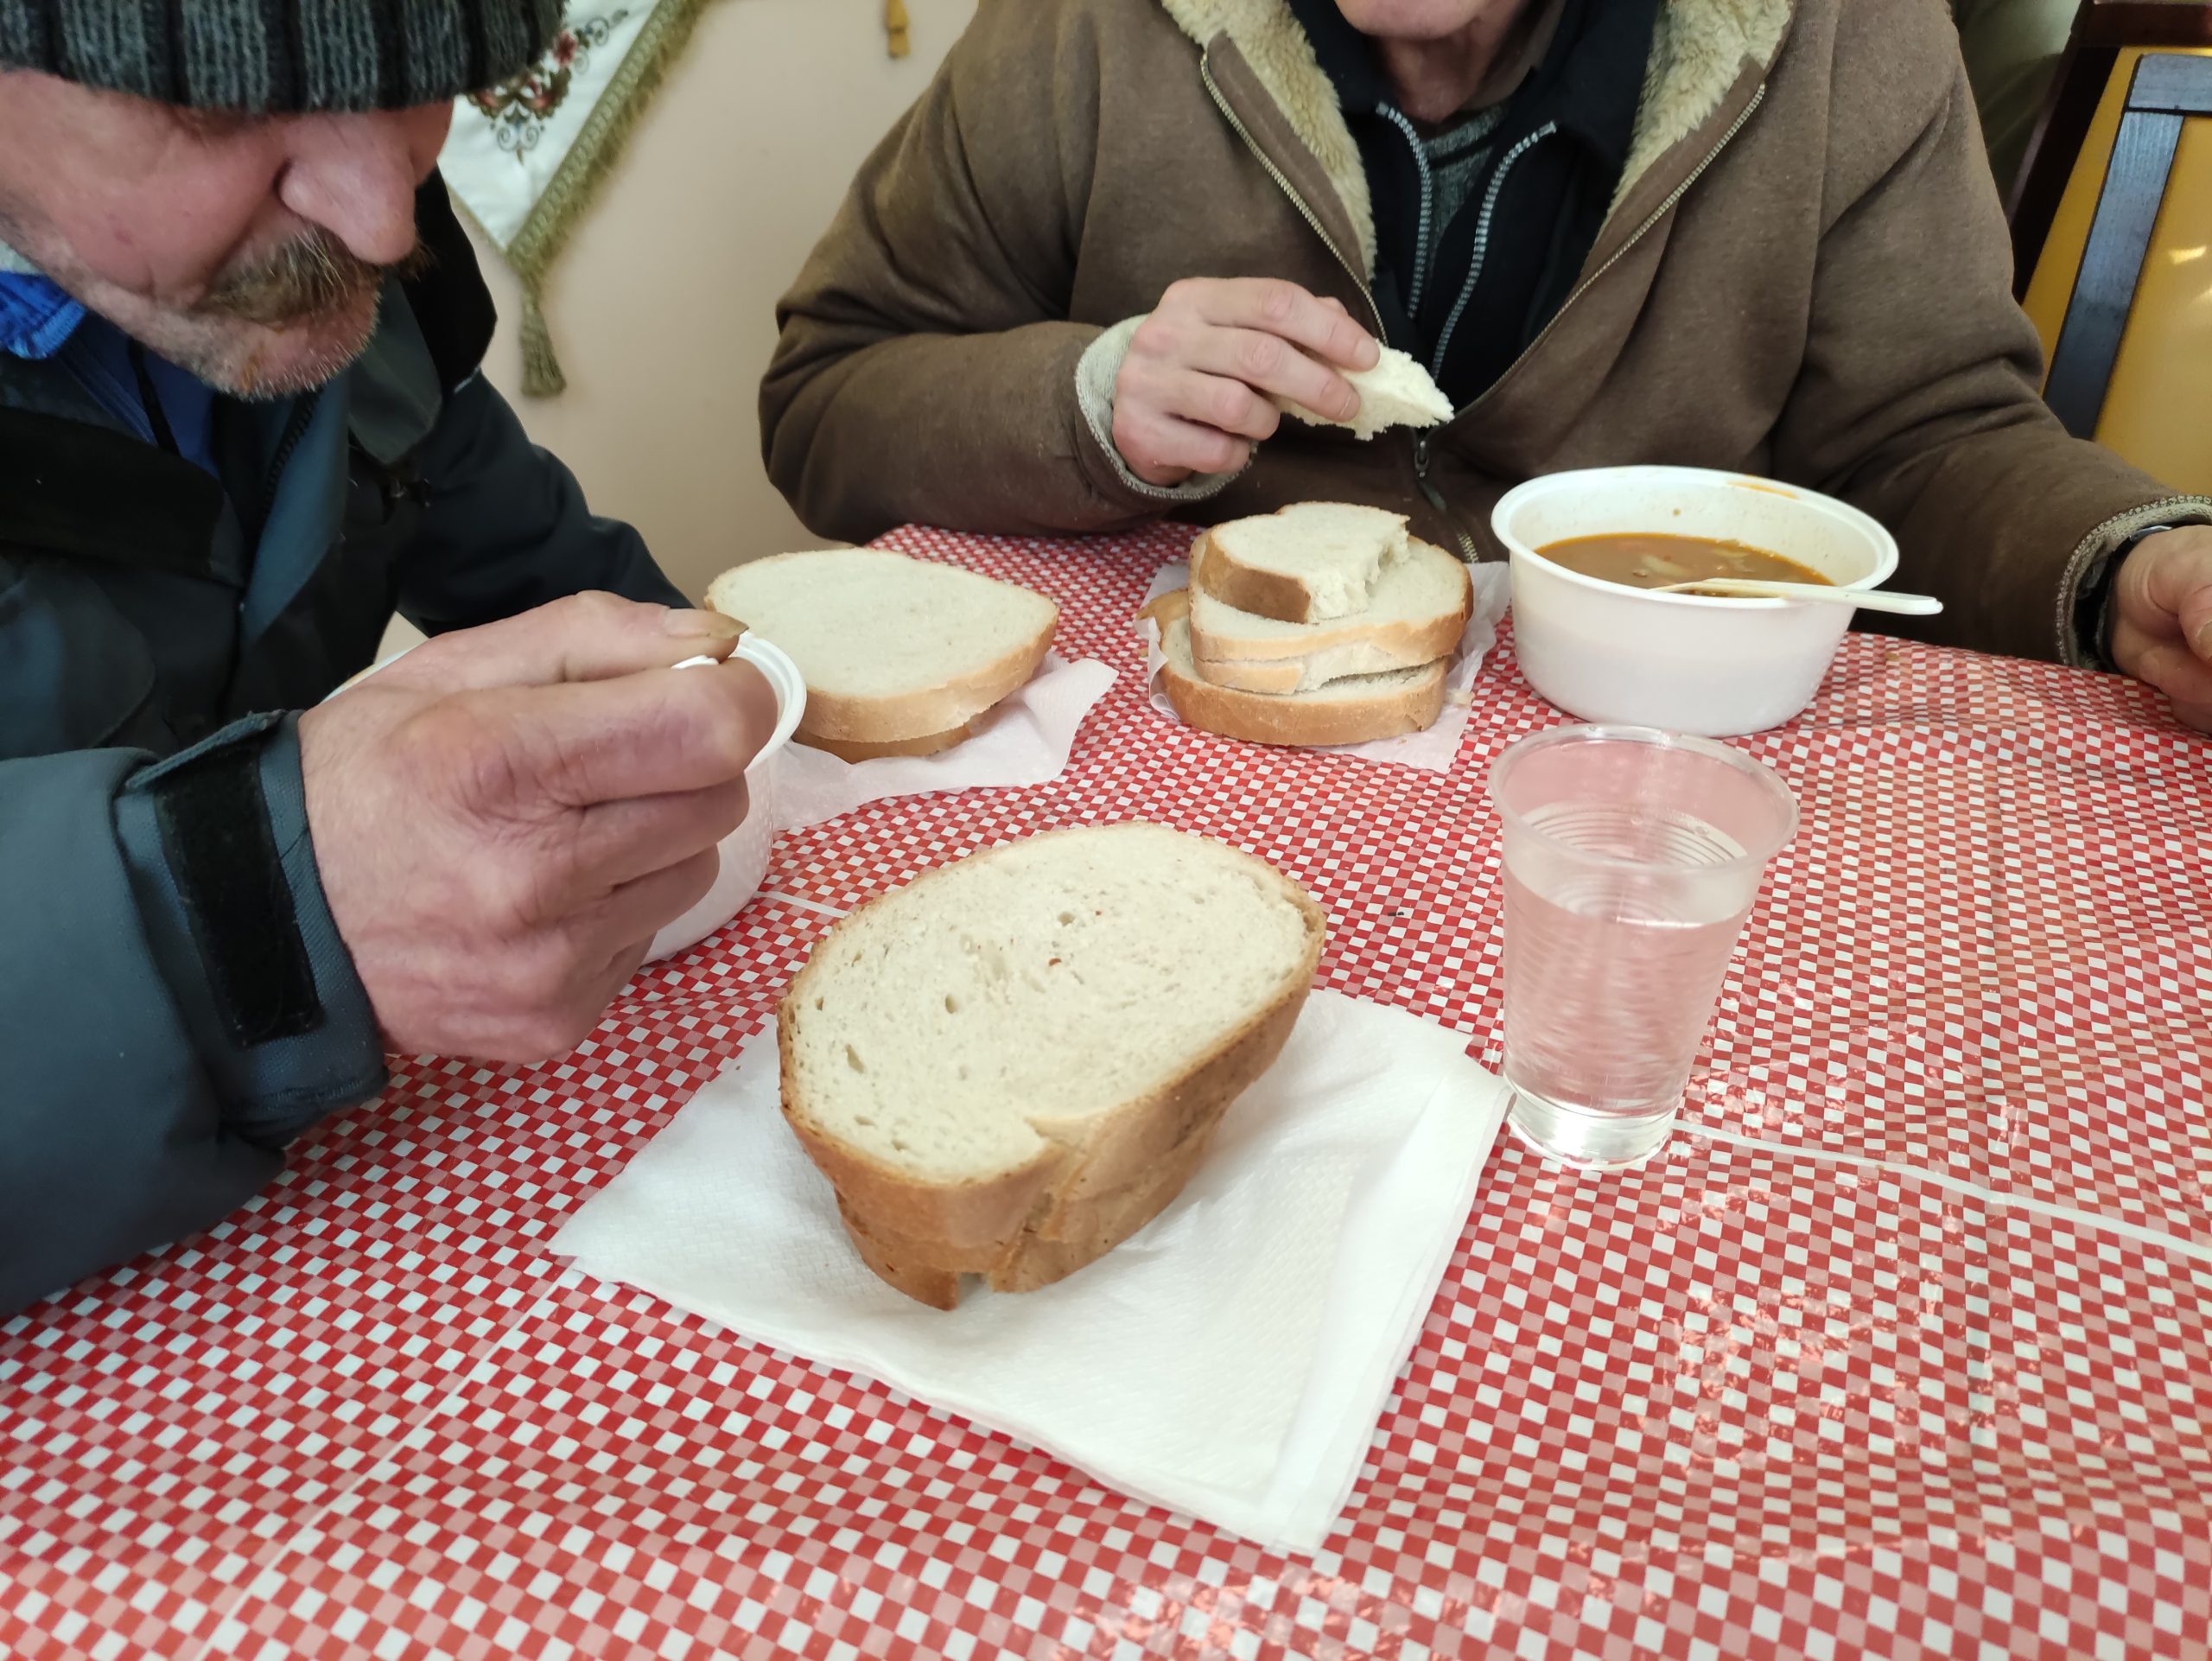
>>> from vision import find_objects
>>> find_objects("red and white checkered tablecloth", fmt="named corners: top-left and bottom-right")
top-left (3, 525), bottom-right (2209, 1661)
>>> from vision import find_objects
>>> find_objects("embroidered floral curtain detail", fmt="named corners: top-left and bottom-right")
top-left (442, 2), bottom-right (928, 397)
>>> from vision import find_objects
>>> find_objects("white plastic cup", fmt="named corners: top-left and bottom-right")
top-left (1491, 467), bottom-right (1899, 737)
top-left (645, 634), bottom-right (809, 960)
top-left (1488, 725), bottom-right (1798, 1170)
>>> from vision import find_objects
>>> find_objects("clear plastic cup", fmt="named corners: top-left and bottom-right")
top-left (1486, 726), bottom-right (1799, 1169)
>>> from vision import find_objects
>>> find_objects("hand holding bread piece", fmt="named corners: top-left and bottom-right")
top-left (1111, 277), bottom-right (1382, 486)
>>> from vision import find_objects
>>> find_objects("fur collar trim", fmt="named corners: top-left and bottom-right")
top-left (1164, 0), bottom-right (1378, 270)
top-left (1621, 0), bottom-right (1792, 208)
top-left (1161, 0), bottom-right (1793, 255)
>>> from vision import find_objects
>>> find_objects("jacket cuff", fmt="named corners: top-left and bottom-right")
top-left (114, 713), bottom-right (387, 1145)
top-left (2058, 495), bottom-right (2212, 671)
top-left (1073, 315), bottom-right (1248, 506)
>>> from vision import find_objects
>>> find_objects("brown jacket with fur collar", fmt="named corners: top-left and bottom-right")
top-left (760, 0), bottom-right (2207, 665)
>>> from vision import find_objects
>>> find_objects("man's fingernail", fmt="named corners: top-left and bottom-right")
top-left (665, 608), bottom-right (744, 640)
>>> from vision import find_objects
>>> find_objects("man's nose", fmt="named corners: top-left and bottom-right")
top-left (276, 105), bottom-right (455, 267)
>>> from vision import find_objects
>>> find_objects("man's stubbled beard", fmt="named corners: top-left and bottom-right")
top-left (186, 229), bottom-right (435, 397)
top-left (200, 227), bottom-right (431, 327)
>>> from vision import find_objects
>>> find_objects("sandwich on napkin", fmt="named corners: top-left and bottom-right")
top-left (1144, 504), bottom-right (1472, 747)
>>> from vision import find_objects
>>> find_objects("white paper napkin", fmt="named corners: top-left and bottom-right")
top-left (554, 989), bottom-right (1509, 1551)
top-left (645, 653), bottom-right (1116, 958)
top-left (1136, 563), bottom-right (1510, 773)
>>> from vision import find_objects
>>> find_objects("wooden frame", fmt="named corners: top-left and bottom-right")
top-left (2009, 0), bottom-right (2212, 297)
top-left (2041, 52), bottom-right (2212, 436)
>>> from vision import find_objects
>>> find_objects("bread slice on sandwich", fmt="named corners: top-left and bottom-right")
top-left (1189, 532), bottom-right (1471, 695)
top-left (779, 824), bottom-right (1325, 1308)
top-left (1193, 502), bottom-right (1413, 625)
top-left (1274, 346), bottom-right (1452, 442)
top-left (1147, 592), bottom-right (1447, 747)
top-left (707, 549), bottom-right (1057, 758)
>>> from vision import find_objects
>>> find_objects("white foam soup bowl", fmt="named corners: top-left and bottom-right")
top-left (1491, 467), bottom-right (1899, 737)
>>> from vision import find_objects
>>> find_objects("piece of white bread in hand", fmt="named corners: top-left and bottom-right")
top-left (1193, 502), bottom-right (1412, 625)
top-left (707, 549), bottom-right (1057, 754)
top-left (1146, 591), bottom-right (1447, 747)
top-left (1190, 532), bottom-right (1471, 694)
top-left (779, 824), bottom-right (1326, 1308)
top-left (1274, 346), bottom-right (1452, 442)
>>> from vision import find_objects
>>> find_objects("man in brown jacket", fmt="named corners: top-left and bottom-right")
top-left (762, 0), bottom-right (2212, 729)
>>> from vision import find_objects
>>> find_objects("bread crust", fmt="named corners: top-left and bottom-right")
top-left (1145, 594), bottom-right (1447, 747)
top-left (706, 551), bottom-right (1058, 743)
top-left (1188, 534), bottom-right (1471, 674)
top-left (796, 715), bottom-right (982, 761)
top-left (1190, 506), bottom-right (1408, 625)
top-left (833, 1117), bottom-right (1217, 1303)
top-left (777, 824), bottom-right (1326, 1308)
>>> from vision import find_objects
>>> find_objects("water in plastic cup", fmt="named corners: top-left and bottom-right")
top-left (1487, 726), bottom-right (1798, 1170)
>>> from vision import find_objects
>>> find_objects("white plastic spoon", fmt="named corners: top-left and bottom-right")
top-left (1653, 577), bottom-right (1944, 617)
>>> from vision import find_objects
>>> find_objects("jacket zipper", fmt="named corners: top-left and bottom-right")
top-left (1413, 85), bottom-right (1771, 545)
top-left (253, 395), bottom-right (321, 543)
top-left (1201, 53), bottom-right (1387, 340)
top-left (1431, 121), bottom-right (1559, 377)
top-left (1202, 56), bottom-right (1475, 553)
top-left (1374, 105), bottom-right (1435, 320)
top-left (1206, 45), bottom-right (1766, 561)
top-left (1456, 85), bottom-right (1769, 426)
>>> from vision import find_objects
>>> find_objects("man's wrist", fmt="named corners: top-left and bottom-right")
top-left (1072, 316), bottom-right (1245, 506)
top-left (2088, 525), bottom-right (2177, 668)
top-left (114, 714), bottom-right (387, 1144)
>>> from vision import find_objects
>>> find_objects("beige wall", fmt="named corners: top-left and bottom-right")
top-left (462, 0), bottom-right (964, 604)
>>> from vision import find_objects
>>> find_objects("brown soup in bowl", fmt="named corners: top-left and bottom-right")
top-left (1536, 532), bottom-right (1833, 594)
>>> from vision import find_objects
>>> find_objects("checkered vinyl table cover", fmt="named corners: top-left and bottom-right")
top-left (3, 525), bottom-right (2209, 1661)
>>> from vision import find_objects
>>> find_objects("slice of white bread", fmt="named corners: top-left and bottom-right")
top-left (1274, 346), bottom-right (1452, 442)
top-left (1189, 532), bottom-right (1471, 694)
top-left (779, 824), bottom-right (1325, 1309)
top-left (1147, 592), bottom-right (1447, 747)
top-left (707, 550), bottom-right (1057, 752)
top-left (1193, 503), bottom-right (1411, 625)
top-left (1192, 640), bottom-right (1436, 697)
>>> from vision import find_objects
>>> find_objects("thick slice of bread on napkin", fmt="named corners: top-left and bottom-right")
top-left (1190, 533), bottom-right (1471, 693)
top-left (1274, 346), bottom-right (1453, 442)
top-left (798, 715), bottom-right (986, 763)
top-left (836, 1123), bottom-right (1217, 1306)
top-left (1147, 593), bottom-right (1447, 747)
top-left (779, 824), bottom-right (1325, 1308)
top-left (707, 550), bottom-right (1057, 752)
top-left (1194, 503), bottom-right (1412, 624)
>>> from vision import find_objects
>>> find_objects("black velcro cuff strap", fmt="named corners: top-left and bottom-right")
top-left (140, 720), bottom-right (324, 1047)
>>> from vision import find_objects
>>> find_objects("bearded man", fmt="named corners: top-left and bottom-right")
top-left (0, 1), bottom-right (775, 1313)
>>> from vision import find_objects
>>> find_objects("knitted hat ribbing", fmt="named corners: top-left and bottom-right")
top-left (0, 0), bottom-right (560, 111)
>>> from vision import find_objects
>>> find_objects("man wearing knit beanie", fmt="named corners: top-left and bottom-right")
top-left (0, 6), bottom-right (779, 1315)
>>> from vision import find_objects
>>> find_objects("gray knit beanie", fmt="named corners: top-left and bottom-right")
top-left (0, 0), bottom-right (561, 111)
